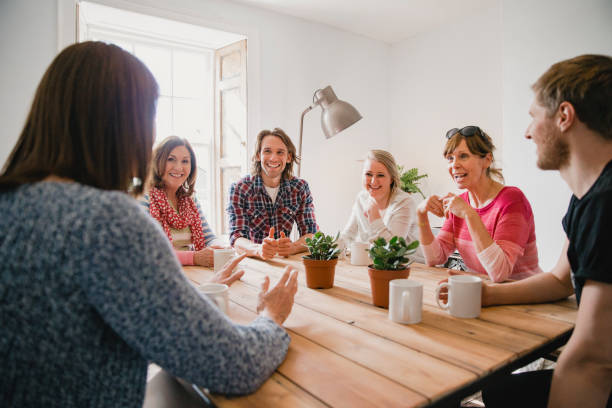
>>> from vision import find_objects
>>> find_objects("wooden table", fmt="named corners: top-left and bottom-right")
top-left (183, 255), bottom-right (577, 408)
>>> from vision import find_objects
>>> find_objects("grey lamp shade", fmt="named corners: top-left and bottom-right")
top-left (314, 86), bottom-right (362, 139)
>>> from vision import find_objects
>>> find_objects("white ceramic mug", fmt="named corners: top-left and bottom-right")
top-left (213, 248), bottom-right (235, 272)
top-left (389, 279), bottom-right (423, 324)
top-left (435, 275), bottom-right (482, 318)
top-left (350, 241), bottom-right (370, 266)
top-left (198, 283), bottom-right (229, 314)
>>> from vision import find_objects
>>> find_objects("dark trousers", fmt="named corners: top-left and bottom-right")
top-left (482, 370), bottom-right (612, 408)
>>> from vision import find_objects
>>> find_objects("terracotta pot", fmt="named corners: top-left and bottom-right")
top-left (368, 267), bottom-right (410, 308)
top-left (302, 257), bottom-right (338, 289)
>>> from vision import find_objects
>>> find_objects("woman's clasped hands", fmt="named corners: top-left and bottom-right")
top-left (418, 193), bottom-right (475, 220)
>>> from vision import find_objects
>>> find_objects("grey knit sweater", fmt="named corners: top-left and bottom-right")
top-left (0, 182), bottom-right (290, 407)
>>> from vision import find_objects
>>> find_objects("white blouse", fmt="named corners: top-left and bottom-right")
top-left (340, 189), bottom-right (424, 263)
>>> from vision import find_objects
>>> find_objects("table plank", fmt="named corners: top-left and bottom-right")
top-left (212, 373), bottom-right (330, 408)
top-left (227, 281), bottom-right (476, 399)
top-left (185, 265), bottom-right (516, 375)
top-left (224, 298), bottom-right (428, 408)
top-left (496, 303), bottom-right (577, 324)
top-left (227, 259), bottom-right (553, 354)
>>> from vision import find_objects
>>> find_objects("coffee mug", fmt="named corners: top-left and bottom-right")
top-left (350, 241), bottom-right (370, 266)
top-left (389, 279), bottom-right (422, 324)
top-left (213, 248), bottom-right (235, 272)
top-left (435, 275), bottom-right (482, 318)
top-left (198, 283), bottom-right (229, 314)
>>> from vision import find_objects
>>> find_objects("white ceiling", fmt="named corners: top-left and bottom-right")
top-left (228, 0), bottom-right (495, 44)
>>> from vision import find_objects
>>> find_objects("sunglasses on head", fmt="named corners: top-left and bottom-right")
top-left (445, 126), bottom-right (484, 140)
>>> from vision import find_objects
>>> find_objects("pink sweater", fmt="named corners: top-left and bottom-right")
top-left (423, 187), bottom-right (542, 282)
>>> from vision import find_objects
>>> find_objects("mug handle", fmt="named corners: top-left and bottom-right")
top-left (435, 283), bottom-right (450, 310)
top-left (401, 291), bottom-right (411, 322)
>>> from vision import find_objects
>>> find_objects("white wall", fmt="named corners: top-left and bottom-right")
top-left (389, 3), bottom-right (503, 226)
top-left (0, 0), bottom-right (57, 166)
top-left (501, 0), bottom-right (612, 268)
top-left (1, 0), bottom-right (390, 236)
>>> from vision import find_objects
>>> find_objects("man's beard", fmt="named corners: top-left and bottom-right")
top-left (537, 135), bottom-right (570, 170)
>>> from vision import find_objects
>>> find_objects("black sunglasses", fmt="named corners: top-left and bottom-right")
top-left (445, 126), bottom-right (485, 140)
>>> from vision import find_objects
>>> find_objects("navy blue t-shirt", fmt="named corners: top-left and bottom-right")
top-left (562, 160), bottom-right (612, 304)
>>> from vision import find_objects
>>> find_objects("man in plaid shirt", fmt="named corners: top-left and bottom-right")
top-left (227, 128), bottom-right (318, 260)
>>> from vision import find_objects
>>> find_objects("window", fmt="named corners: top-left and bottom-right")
top-left (78, 2), bottom-right (247, 235)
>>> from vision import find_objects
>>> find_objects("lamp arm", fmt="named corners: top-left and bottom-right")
top-left (297, 105), bottom-right (314, 178)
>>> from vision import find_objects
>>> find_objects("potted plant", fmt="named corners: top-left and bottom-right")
top-left (368, 236), bottom-right (420, 308)
top-left (303, 231), bottom-right (341, 289)
top-left (397, 165), bottom-right (428, 199)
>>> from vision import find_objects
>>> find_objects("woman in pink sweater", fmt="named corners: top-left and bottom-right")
top-left (417, 126), bottom-right (542, 282)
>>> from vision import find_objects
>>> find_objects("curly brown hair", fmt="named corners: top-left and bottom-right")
top-left (250, 128), bottom-right (300, 180)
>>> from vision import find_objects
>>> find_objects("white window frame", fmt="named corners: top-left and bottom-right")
top-left (57, 0), bottom-right (262, 236)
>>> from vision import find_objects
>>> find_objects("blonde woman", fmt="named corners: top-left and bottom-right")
top-left (341, 149), bottom-right (424, 262)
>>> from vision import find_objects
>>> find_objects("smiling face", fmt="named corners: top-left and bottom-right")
top-left (257, 135), bottom-right (292, 184)
top-left (362, 159), bottom-right (392, 201)
top-left (162, 145), bottom-right (191, 193)
top-left (446, 139), bottom-right (492, 190)
top-left (525, 98), bottom-right (569, 170)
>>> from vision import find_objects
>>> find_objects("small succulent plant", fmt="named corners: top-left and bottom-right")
top-left (369, 236), bottom-right (419, 270)
top-left (304, 231), bottom-right (341, 260)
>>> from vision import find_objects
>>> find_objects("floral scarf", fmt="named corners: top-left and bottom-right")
top-left (148, 187), bottom-right (206, 251)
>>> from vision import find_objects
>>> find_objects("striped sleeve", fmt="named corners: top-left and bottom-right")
top-left (193, 195), bottom-right (217, 246)
top-left (139, 193), bottom-right (151, 213)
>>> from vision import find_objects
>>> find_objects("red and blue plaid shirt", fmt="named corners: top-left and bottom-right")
top-left (227, 175), bottom-right (318, 245)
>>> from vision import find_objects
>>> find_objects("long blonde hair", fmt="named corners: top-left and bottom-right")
top-left (365, 150), bottom-right (401, 195)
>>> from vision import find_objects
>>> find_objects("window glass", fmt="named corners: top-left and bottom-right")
top-left (135, 44), bottom-right (172, 96)
top-left (174, 50), bottom-right (208, 98)
top-left (155, 96), bottom-right (173, 142)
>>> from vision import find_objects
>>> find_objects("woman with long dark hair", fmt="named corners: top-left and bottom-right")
top-left (0, 41), bottom-right (297, 408)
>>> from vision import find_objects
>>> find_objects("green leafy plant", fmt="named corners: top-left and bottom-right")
top-left (397, 165), bottom-right (428, 199)
top-left (369, 236), bottom-right (419, 270)
top-left (304, 231), bottom-right (341, 260)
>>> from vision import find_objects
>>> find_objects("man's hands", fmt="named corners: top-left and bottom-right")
top-left (277, 231), bottom-right (294, 257)
top-left (259, 227), bottom-right (279, 260)
top-left (257, 266), bottom-right (299, 326)
top-left (208, 253), bottom-right (247, 286)
top-left (258, 227), bottom-right (300, 260)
